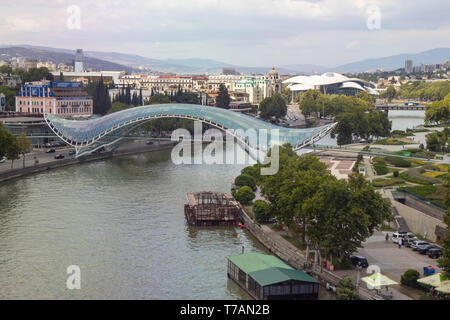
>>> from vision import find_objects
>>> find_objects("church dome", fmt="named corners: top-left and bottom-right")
top-left (268, 67), bottom-right (278, 76)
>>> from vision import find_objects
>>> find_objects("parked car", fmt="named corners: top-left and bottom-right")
top-left (68, 150), bottom-right (76, 156)
top-left (411, 241), bottom-right (429, 251)
top-left (46, 148), bottom-right (56, 153)
top-left (404, 238), bottom-right (416, 248)
top-left (392, 231), bottom-right (408, 244)
top-left (54, 154), bottom-right (65, 160)
top-left (145, 141), bottom-right (154, 145)
top-left (417, 244), bottom-right (439, 255)
top-left (427, 248), bottom-right (442, 259)
top-left (350, 255), bottom-right (369, 268)
top-left (0, 157), bottom-right (6, 163)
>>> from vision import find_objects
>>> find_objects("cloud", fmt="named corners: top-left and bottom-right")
top-left (0, 0), bottom-right (448, 66)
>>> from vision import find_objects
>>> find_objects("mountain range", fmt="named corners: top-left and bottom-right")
top-left (1, 45), bottom-right (449, 75)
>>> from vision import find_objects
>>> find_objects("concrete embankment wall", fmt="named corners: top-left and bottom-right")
top-left (0, 143), bottom-right (175, 184)
top-left (238, 209), bottom-right (384, 300)
top-left (392, 198), bottom-right (446, 243)
top-left (389, 191), bottom-right (446, 242)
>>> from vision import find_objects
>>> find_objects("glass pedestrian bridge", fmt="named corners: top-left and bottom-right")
top-left (44, 104), bottom-right (335, 159)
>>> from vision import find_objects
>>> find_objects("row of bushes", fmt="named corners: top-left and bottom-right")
top-left (398, 185), bottom-right (438, 199)
top-left (401, 168), bottom-right (441, 184)
top-left (372, 178), bottom-right (404, 187)
top-left (374, 138), bottom-right (410, 145)
top-left (373, 162), bottom-right (388, 175)
top-left (384, 156), bottom-right (412, 168)
top-left (398, 172), bottom-right (432, 185)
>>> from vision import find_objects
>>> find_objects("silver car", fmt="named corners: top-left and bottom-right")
top-left (411, 240), bottom-right (429, 251)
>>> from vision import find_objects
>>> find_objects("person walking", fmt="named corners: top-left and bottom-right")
top-left (398, 237), bottom-right (402, 248)
top-left (385, 233), bottom-right (389, 241)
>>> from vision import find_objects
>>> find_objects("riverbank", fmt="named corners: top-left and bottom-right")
top-left (237, 207), bottom-right (389, 300)
top-left (0, 140), bottom-right (175, 184)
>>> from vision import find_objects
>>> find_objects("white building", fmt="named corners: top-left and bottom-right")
top-left (283, 72), bottom-right (378, 100)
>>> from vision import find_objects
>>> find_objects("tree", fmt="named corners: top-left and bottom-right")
top-left (139, 88), bottom-right (143, 106)
top-left (383, 86), bottom-right (397, 102)
top-left (0, 85), bottom-right (18, 111)
top-left (16, 133), bottom-right (31, 168)
top-left (426, 128), bottom-right (449, 152)
top-left (259, 93), bottom-right (287, 121)
top-left (148, 93), bottom-right (170, 105)
top-left (425, 95), bottom-right (450, 125)
top-left (216, 84), bottom-right (230, 109)
top-left (0, 123), bottom-right (13, 159)
top-left (5, 135), bottom-right (20, 169)
top-left (438, 176), bottom-right (450, 278)
top-left (401, 269), bottom-right (420, 288)
top-left (107, 102), bottom-right (133, 114)
top-left (86, 76), bottom-right (112, 115)
top-left (234, 174), bottom-right (256, 190)
top-left (332, 113), bottom-right (354, 145)
top-left (21, 67), bottom-right (53, 83)
top-left (253, 200), bottom-right (272, 222)
top-left (234, 186), bottom-right (255, 205)
top-left (336, 276), bottom-right (359, 300)
top-left (356, 91), bottom-right (373, 105)
top-left (297, 90), bottom-right (322, 117)
top-left (302, 173), bottom-right (391, 264)
top-left (0, 65), bottom-right (13, 74)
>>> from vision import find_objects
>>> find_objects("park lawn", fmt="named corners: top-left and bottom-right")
top-left (399, 168), bottom-right (441, 185)
top-left (372, 178), bottom-right (405, 187)
top-left (398, 185), bottom-right (447, 209)
top-left (281, 232), bottom-right (307, 251)
top-left (434, 164), bottom-right (449, 172)
top-left (423, 171), bottom-right (447, 178)
top-left (408, 159), bottom-right (425, 166)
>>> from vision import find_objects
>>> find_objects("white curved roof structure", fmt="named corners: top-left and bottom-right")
top-left (283, 72), bottom-right (378, 95)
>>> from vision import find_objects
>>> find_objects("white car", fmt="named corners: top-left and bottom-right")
top-left (0, 157), bottom-right (6, 163)
top-left (392, 232), bottom-right (416, 244)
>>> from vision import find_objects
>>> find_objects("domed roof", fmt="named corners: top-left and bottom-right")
top-left (268, 67), bottom-right (278, 76)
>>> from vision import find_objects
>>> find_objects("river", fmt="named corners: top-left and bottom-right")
top-left (388, 110), bottom-right (425, 131)
top-left (0, 145), bottom-right (272, 299)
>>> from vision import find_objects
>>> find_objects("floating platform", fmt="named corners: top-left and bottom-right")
top-left (184, 191), bottom-right (241, 227)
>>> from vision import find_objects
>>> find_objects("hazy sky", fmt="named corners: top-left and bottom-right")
top-left (0, 0), bottom-right (449, 67)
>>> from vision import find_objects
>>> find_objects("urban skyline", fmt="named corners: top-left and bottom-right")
top-left (0, 1), bottom-right (449, 67)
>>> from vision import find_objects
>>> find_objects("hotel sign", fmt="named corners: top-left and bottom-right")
top-left (53, 81), bottom-right (83, 88)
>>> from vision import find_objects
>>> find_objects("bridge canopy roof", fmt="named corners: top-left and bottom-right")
top-left (46, 104), bottom-right (333, 150)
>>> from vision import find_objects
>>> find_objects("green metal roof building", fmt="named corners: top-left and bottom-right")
top-left (227, 252), bottom-right (319, 300)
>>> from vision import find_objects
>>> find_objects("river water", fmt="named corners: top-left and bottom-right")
top-left (0, 146), bottom-right (272, 299)
top-left (388, 110), bottom-right (425, 131)
top-left (1, 112), bottom-right (424, 299)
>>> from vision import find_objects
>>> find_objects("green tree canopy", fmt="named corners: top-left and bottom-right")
top-left (336, 276), bottom-right (359, 300)
top-left (16, 132), bottom-right (31, 168)
top-left (259, 93), bottom-right (287, 121)
top-left (234, 186), bottom-right (255, 205)
top-left (216, 84), bottom-right (230, 109)
top-left (253, 200), bottom-right (272, 222)
top-left (425, 94), bottom-right (450, 125)
top-left (234, 174), bottom-right (256, 190)
top-left (438, 176), bottom-right (450, 278)
top-left (148, 93), bottom-right (171, 105)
